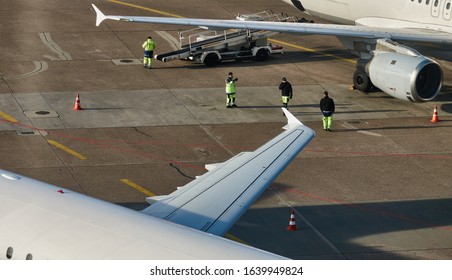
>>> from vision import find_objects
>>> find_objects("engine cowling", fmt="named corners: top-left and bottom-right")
top-left (368, 51), bottom-right (443, 102)
top-left (282, 0), bottom-right (305, 11)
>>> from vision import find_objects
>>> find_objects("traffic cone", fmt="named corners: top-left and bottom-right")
top-left (287, 209), bottom-right (298, 231)
top-left (73, 94), bottom-right (82, 111)
top-left (431, 105), bottom-right (439, 123)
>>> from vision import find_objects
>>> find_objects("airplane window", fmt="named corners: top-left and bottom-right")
top-left (435, 0), bottom-right (439, 7)
top-left (418, 0), bottom-right (422, 3)
top-left (426, 0), bottom-right (430, 4)
top-left (6, 247), bottom-right (13, 259)
top-left (447, 3), bottom-right (451, 9)
top-left (26, 253), bottom-right (33, 260)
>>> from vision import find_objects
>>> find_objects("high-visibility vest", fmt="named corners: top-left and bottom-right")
top-left (142, 39), bottom-right (156, 51)
top-left (225, 78), bottom-right (236, 94)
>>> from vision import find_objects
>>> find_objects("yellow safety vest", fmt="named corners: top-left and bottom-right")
top-left (225, 78), bottom-right (236, 94)
top-left (142, 39), bottom-right (156, 51)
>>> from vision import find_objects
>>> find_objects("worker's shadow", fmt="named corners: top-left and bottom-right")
top-left (237, 104), bottom-right (312, 109)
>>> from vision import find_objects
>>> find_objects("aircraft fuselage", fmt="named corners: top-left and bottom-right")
top-left (285, 0), bottom-right (452, 33)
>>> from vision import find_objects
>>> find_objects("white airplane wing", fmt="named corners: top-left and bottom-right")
top-left (141, 108), bottom-right (315, 236)
top-left (92, 4), bottom-right (452, 46)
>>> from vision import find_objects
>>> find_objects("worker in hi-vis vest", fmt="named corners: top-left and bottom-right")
top-left (320, 90), bottom-right (335, 131)
top-left (279, 77), bottom-right (293, 110)
top-left (225, 72), bottom-right (238, 108)
top-left (142, 36), bottom-right (156, 69)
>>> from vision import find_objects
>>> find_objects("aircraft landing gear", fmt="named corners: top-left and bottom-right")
top-left (352, 69), bottom-right (372, 92)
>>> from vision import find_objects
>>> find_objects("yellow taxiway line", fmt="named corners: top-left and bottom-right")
top-left (224, 233), bottom-right (251, 245)
top-left (120, 178), bottom-right (156, 197)
top-left (119, 177), bottom-right (248, 244)
top-left (47, 140), bottom-right (87, 160)
top-left (269, 38), bottom-right (357, 64)
top-left (108, 0), bottom-right (184, 18)
top-left (0, 111), bottom-right (18, 123)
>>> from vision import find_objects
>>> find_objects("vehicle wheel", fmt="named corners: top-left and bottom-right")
top-left (204, 53), bottom-right (220, 66)
top-left (255, 48), bottom-right (269, 61)
top-left (352, 69), bottom-right (372, 92)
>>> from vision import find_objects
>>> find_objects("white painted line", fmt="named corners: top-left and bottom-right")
top-left (341, 121), bottom-right (382, 137)
top-left (39, 32), bottom-right (72, 61)
top-left (3, 61), bottom-right (48, 80)
top-left (155, 31), bottom-right (180, 51)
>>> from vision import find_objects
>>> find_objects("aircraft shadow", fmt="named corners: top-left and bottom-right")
top-left (230, 193), bottom-right (452, 260)
top-left (237, 104), bottom-right (308, 109)
top-left (437, 85), bottom-right (452, 102)
top-left (238, 103), bottom-right (403, 113)
top-left (332, 123), bottom-right (452, 133)
top-left (117, 195), bottom-right (452, 260)
top-left (289, 106), bottom-right (405, 117)
top-left (436, 85), bottom-right (452, 113)
top-left (155, 49), bottom-right (355, 69)
top-left (440, 103), bottom-right (452, 114)
top-left (116, 202), bottom-right (149, 211)
top-left (79, 108), bottom-right (127, 111)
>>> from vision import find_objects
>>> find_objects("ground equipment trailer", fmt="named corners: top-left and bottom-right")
top-left (154, 12), bottom-right (294, 66)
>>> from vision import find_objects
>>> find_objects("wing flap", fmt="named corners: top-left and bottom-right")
top-left (141, 108), bottom-right (315, 235)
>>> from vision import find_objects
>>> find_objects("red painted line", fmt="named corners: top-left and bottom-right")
top-left (4, 118), bottom-right (452, 232)
top-left (0, 119), bottom-right (206, 171)
top-left (5, 117), bottom-right (450, 160)
top-left (2, 118), bottom-right (451, 170)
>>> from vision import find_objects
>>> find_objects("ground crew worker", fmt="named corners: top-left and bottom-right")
top-left (279, 77), bottom-right (293, 110)
top-left (320, 91), bottom-right (335, 131)
top-left (225, 72), bottom-right (238, 108)
top-left (142, 36), bottom-right (156, 68)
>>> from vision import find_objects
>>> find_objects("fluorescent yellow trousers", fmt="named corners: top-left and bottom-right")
top-left (323, 115), bottom-right (333, 130)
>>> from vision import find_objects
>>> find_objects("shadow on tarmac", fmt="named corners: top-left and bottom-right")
top-left (116, 194), bottom-right (452, 259)
top-left (231, 194), bottom-right (452, 260)
top-left (154, 49), bottom-right (355, 69)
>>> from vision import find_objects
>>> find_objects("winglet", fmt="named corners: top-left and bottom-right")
top-left (92, 4), bottom-right (107, 27)
top-left (282, 108), bottom-right (303, 130)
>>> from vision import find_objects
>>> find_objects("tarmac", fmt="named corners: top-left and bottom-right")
top-left (0, 0), bottom-right (451, 260)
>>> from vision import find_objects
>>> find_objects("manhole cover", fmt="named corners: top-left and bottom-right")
top-left (24, 110), bottom-right (58, 118)
top-left (111, 59), bottom-right (142, 65)
top-left (35, 111), bottom-right (50, 115)
top-left (17, 131), bottom-right (39, 136)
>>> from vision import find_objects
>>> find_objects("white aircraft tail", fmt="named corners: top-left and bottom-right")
top-left (92, 4), bottom-right (107, 27)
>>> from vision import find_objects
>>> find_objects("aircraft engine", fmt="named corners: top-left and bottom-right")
top-left (366, 52), bottom-right (443, 102)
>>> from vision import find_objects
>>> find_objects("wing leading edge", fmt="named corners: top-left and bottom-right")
top-left (141, 108), bottom-right (315, 236)
top-left (92, 4), bottom-right (452, 46)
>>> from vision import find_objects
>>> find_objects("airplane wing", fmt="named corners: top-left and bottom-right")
top-left (92, 4), bottom-right (452, 46)
top-left (141, 108), bottom-right (315, 236)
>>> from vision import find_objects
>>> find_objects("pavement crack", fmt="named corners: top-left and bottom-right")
top-left (133, 127), bottom-right (153, 138)
top-left (169, 162), bottom-right (195, 180)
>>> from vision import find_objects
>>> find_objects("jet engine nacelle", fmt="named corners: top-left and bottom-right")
top-left (368, 52), bottom-right (443, 102)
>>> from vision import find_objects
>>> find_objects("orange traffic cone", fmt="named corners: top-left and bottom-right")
top-left (287, 209), bottom-right (298, 231)
top-left (431, 105), bottom-right (439, 123)
top-left (73, 94), bottom-right (82, 111)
